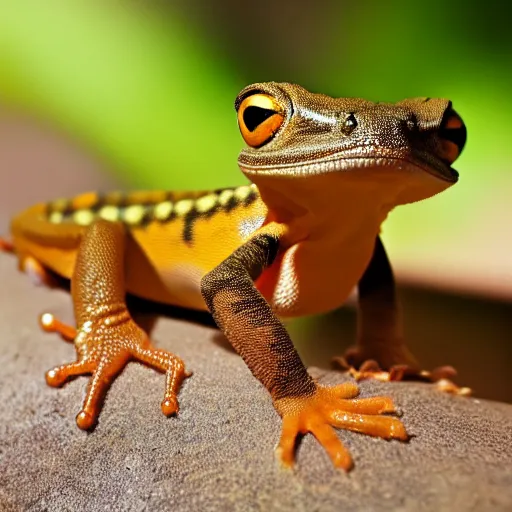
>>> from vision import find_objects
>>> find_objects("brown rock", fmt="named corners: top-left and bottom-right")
top-left (0, 255), bottom-right (511, 512)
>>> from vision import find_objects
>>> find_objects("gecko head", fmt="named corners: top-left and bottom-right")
top-left (234, 82), bottom-right (466, 207)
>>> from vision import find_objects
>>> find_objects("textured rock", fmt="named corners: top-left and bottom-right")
top-left (0, 255), bottom-right (511, 512)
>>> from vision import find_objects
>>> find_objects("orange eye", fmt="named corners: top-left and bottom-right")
top-left (237, 93), bottom-right (284, 148)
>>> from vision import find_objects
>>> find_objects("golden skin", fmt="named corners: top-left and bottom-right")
top-left (10, 186), bottom-right (267, 309)
top-left (2, 82), bottom-right (466, 470)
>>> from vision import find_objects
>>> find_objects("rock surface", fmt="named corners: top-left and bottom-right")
top-left (0, 255), bottom-right (512, 512)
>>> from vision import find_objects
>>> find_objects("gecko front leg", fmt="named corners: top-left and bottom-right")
top-left (42, 220), bottom-right (188, 429)
top-left (201, 232), bottom-right (407, 471)
top-left (338, 236), bottom-right (468, 393)
top-left (341, 236), bottom-right (420, 376)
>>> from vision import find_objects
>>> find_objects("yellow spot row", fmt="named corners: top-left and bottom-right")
top-left (48, 185), bottom-right (258, 226)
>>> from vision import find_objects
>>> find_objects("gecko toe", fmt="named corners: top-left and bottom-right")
top-left (132, 346), bottom-right (189, 417)
top-left (45, 360), bottom-right (94, 387)
top-left (40, 313), bottom-right (77, 342)
top-left (328, 408), bottom-right (408, 439)
top-left (276, 415), bottom-right (300, 469)
top-left (310, 422), bottom-right (353, 470)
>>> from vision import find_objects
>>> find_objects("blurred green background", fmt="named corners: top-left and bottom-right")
top-left (0, 0), bottom-right (510, 399)
top-left (0, 0), bottom-right (510, 298)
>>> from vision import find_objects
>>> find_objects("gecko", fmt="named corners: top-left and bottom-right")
top-left (0, 82), bottom-right (466, 470)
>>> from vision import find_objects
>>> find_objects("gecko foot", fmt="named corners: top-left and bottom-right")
top-left (40, 310), bottom-right (189, 429)
top-left (274, 382), bottom-right (408, 471)
top-left (333, 354), bottom-right (471, 397)
top-left (338, 340), bottom-right (421, 374)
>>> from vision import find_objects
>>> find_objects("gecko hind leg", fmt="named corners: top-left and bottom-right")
top-left (43, 219), bottom-right (189, 430)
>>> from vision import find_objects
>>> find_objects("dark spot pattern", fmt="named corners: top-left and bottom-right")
top-left (45, 187), bottom-right (260, 245)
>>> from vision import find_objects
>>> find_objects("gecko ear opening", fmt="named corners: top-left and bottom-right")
top-left (237, 93), bottom-right (284, 148)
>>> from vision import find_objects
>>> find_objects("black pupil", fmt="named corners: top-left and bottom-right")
top-left (243, 106), bottom-right (277, 132)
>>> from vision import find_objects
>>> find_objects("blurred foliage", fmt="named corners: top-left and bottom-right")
top-left (0, 0), bottom-right (242, 189)
top-left (0, 0), bottom-right (511, 263)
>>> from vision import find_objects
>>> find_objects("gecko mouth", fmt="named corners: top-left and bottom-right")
top-left (411, 152), bottom-right (459, 183)
top-left (239, 147), bottom-right (459, 183)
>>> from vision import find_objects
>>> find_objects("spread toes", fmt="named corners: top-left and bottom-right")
top-left (275, 383), bottom-right (408, 471)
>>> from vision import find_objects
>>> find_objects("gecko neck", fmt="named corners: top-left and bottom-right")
top-left (250, 170), bottom-right (406, 244)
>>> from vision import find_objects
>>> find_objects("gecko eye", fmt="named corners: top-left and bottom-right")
top-left (237, 93), bottom-right (285, 148)
top-left (439, 107), bottom-right (466, 163)
top-left (341, 113), bottom-right (357, 135)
